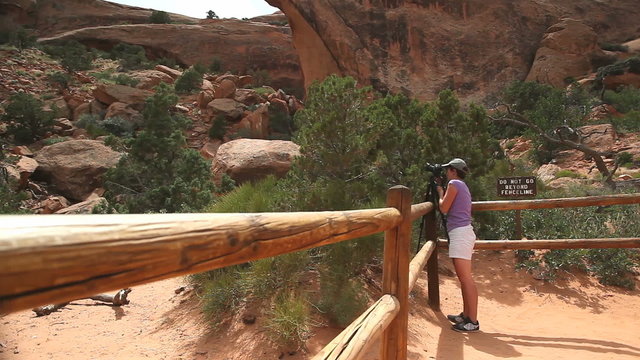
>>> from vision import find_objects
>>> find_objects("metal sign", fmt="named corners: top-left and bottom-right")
top-left (497, 176), bottom-right (537, 197)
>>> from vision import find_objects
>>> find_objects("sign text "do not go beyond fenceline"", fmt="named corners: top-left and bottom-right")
top-left (497, 177), bottom-right (537, 197)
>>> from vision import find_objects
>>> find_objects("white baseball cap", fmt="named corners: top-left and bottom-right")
top-left (442, 158), bottom-right (469, 173)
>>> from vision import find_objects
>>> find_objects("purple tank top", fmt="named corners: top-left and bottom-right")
top-left (446, 179), bottom-right (472, 231)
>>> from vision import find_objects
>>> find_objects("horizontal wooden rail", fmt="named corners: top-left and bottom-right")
top-left (437, 238), bottom-right (640, 250)
top-left (408, 241), bottom-right (436, 293)
top-left (0, 209), bottom-right (401, 314)
top-left (473, 193), bottom-right (640, 212)
top-left (313, 294), bottom-right (400, 360)
top-left (410, 202), bottom-right (434, 222)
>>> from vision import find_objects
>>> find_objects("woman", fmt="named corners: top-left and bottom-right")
top-left (436, 158), bottom-right (480, 332)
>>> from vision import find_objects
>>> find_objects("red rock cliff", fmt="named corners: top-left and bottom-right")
top-left (266, 0), bottom-right (640, 101)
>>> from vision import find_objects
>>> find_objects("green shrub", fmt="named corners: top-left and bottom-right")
top-left (269, 106), bottom-right (293, 139)
top-left (110, 43), bottom-right (152, 71)
top-left (75, 113), bottom-right (108, 138)
top-left (174, 67), bottom-right (203, 94)
top-left (199, 267), bottom-right (245, 326)
top-left (149, 10), bottom-right (171, 24)
top-left (2, 93), bottom-right (55, 144)
top-left (555, 169), bottom-right (580, 179)
top-left (0, 27), bottom-right (37, 51)
top-left (193, 63), bottom-right (208, 75)
top-left (600, 43), bottom-right (629, 52)
top-left (587, 249), bottom-right (637, 289)
top-left (206, 10), bottom-right (219, 19)
top-left (46, 71), bottom-right (71, 89)
top-left (41, 137), bottom-right (69, 146)
top-left (101, 116), bottom-right (134, 137)
top-left (609, 110), bottom-right (640, 133)
top-left (104, 83), bottom-right (214, 213)
top-left (595, 57), bottom-right (640, 90)
top-left (0, 171), bottom-right (28, 214)
top-left (603, 86), bottom-right (640, 114)
top-left (209, 57), bottom-right (223, 73)
top-left (247, 69), bottom-right (271, 87)
top-left (207, 176), bottom-right (277, 213)
top-left (113, 74), bottom-right (139, 87)
top-left (208, 114), bottom-right (227, 140)
top-left (265, 292), bottom-right (311, 348)
top-left (44, 40), bottom-right (94, 71)
top-left (617, 152), bottom-right (634, 165)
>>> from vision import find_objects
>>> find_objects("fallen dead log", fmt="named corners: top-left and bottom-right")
top-left (32, 288), bottom-right (131, 317)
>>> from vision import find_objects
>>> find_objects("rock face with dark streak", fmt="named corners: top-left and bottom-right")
top-left (266, 0), bottom-right (640, 101)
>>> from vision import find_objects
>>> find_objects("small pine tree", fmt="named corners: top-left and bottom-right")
top-left (208, 114), bottom-right (228, 140)
top-left (104, 83), bottom-right (214, 213)
top-left (149, 10), bottom-right (171, 24)
top-left (206, 10), bottom-right (219, 19)
top-left (209, 57), bottom-right (223, 73)
top-left (174, 67), bottom-right (203, 94)
top-left (2, 93), bottom-right (55, 144)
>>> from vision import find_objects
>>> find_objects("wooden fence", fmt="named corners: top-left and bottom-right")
top-left (1, 188), bottom-right (639, 360)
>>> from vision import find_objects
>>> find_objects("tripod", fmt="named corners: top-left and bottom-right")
top-left (416, 176), bottom-right (450, 253)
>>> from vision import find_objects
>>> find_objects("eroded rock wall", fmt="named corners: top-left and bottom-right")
top-left (266, 0), bottom-right (640, 101)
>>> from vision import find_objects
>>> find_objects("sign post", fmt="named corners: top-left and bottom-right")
top-left (497, 177), bottom-right (537, 239)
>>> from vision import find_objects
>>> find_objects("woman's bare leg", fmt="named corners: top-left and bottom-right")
top-left (452, 258), bottom-right (478, 323)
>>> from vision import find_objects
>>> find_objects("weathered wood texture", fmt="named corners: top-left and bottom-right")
top-left (410, 202), bottom-right (434, 222)
top-left (437, 238), bottom-right (640, 250)
top-left (473, 193), bottom-right (640, 211)
top-left (424, 210), bottom-right (440, 311)
top-left (313, 295), bottom-right (400, 360)
top-left (0, 209), bottom-right (401, 314)
top-left (381, 186), bottom-right (412, 360)
top-left (408, 240), bottom-right (436, 293)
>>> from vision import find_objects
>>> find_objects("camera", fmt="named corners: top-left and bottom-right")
top-left (425, 163), bottom-right (444, 177)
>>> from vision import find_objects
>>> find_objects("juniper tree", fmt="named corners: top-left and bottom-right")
top-left (105, 83), bottom-right (214, 213)
top-left (2, 93), bottom-right (55, 144)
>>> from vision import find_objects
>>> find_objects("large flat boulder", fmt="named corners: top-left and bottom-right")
top-left (211, 139), bottom-right (300, 184)
top-left (34, 140), bottom-right (122, 201)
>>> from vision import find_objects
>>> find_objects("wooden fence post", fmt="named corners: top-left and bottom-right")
top-left (514, 209), bottom-right (523, 239)
top-left (381, 186), bottom-right (412, 360)
top-left (425, 206), bottom-right (440, 311)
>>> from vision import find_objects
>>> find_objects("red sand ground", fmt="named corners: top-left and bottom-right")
top-left (1, 249), bottom-right (639, 359)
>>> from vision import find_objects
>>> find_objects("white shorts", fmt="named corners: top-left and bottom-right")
top-left (448, 224), bottom-right (476, 260)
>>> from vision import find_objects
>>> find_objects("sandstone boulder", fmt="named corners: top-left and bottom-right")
top-left (579, 123), bottom-right (617, 153)
top-left (105, 102), bottom-right (142, 123)
top-left (155, 65), bottom-right (182, 80)
top-left (231, 104), bottom-right (270, 139)
top-left (92, 84), bottom-right (153, 108)
top-left (526, 19), bottom-right (604, 88)
top-left (214, 79), bottom-right (237, 99)
top-left (131, 70), bottom-right (175, 90)
top-left (55, 195), bottom-right (108, 214)
top-left (35, 196), bottom-right (70, 214)
top-left (211, 139), bottom-right (300, 184)
top-left (11, 145), bottom-right (33, 156)
top-left (603, 72), bottom-right (640, 90)
top-left (535, 164), bottom-right (563, 183)
top-left (200, 140), bottom-right (223, 160)
top-left (207, 99), bottom-right (245, 120)
top-left (234, 89), bottom-right (264, 106)
top-left (34, 140), bottom-right (122, 201)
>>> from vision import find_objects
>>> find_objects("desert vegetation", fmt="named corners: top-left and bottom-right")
top-left (1, 29), bottom-right (639, 351)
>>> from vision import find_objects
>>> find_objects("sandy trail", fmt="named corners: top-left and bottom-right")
top-left (1, 249), bottom-right (639, 359)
